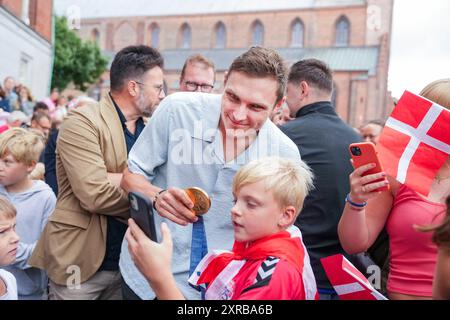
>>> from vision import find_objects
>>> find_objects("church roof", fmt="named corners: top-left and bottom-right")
top-left (159, 46), bottom-right (379, 75)
top-left (102, 46), bottom-right (379, 78)
top-left (55, 0), bottom-right (366, 19)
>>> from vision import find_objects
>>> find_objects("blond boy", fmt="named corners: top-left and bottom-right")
top-left (126, 157), bottom-right (318, 300)
top-left (0, 196), bottom-right (20, 300)
top-left (0, 128), bottom-right (56, 299)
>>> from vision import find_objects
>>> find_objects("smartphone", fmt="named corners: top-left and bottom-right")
top-left (349, 142), bottom-right (389, 192)
top-left (129, 191), bottom-right (158, 242)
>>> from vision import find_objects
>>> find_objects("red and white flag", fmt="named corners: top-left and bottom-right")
top-left (321, 254), bottom-right (387, 300)
top-left (377, 91), bottom-right (450, 196)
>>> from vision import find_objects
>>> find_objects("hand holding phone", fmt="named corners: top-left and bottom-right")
top-left (129, 191), bottom-right (158, 242)
top-left (349, 142), bottom-right (390, 194)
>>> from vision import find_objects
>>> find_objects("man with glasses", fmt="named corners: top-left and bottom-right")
top-left (29, 45), bottom-right (165, 300)
top-left (179, 54), bottom-right (215, 93)
top-left (30, 112), bottom-right (52, 141)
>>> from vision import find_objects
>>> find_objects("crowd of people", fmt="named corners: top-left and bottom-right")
top-left (0, 45), bottom-right (449, 301)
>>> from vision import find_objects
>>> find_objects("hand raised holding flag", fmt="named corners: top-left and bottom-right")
top-left (338, 79), bottom-right (450, 300)
top-left (377, 90), bottom-right (450, 196)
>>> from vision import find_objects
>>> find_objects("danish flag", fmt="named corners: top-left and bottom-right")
top-left (321, 254), bottom-right (387, 300)
top-left (377, 91), bottom-right (450, 196)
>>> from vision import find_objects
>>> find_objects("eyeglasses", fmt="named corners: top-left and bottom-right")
top-left (135, 81), bottom-right (165, 95)
top-left (33, 121), bottom-right (51, 134)
top-left (184, 81), bottom-right (214, 93)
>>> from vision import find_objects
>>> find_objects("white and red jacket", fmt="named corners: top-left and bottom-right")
top-left (188, 226), bottom-right (318, 300)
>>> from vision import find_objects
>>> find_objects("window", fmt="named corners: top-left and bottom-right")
top-left (251, 20), bottom-right (264, 46)
top-left (214, 22), bottom-right (226, 49)
top-left (179, 23), bottom-right (191, 49)
top-left (149, 23), bottom-right (160, 48)
top-left (19, 53), bottom-right (32, 86)
top-left (335, 16), bottom-right (350, 47)
top-left (290, 18), bottom-right (304, 47)
top-left (91, 28), bottom-right (100, 45)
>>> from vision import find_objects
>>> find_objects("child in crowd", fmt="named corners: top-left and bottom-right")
top-left (0, 128), bottom-right (56, 299)
top-left (0, 196), bottom-right (20, 300)
top-left (126, 157), bottom-right (318, 300)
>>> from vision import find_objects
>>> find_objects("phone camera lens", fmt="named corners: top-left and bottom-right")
top-left (130, 196), bottom-right (138, 211)
top-left (351, 147), bottom-right (362, 156)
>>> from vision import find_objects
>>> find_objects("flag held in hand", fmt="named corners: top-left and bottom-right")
top-left (377, 91), bottom-right (450, 196)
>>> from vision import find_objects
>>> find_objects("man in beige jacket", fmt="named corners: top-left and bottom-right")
top-left (29, 45), bottom-right (165, 299)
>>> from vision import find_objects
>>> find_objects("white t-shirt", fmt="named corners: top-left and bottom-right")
top-left (0, 269), bottom-right (18, 300)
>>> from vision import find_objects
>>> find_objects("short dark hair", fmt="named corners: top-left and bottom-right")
top-left (227, 46), bottom-right (287, 106)
top-left (110, 45), bottom-right (164, 92)
top-left (288, 59), bottom-right (333, 94)
top-left (33, 102), bottom-right (49, 113)
top-left (31, 111), bottom-right (51, 123)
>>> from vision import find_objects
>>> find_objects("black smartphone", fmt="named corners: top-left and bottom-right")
top-left (129, 191), bottom-right (158, 242)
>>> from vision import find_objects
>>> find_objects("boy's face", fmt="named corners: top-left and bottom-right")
top-left (231, 180), bottom-right (294, 243)
top-left (0, 154), bottom-right (33, 187)
top-left (0, 217), bottom-right (19, 266)
top-left (220, 71), bottom-right (280, 136)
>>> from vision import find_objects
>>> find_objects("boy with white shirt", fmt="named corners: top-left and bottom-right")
top-left (0, 196), bottom-right (20, 300)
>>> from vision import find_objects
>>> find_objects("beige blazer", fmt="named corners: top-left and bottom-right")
top-left (29, 95), bottom-right (130, 285)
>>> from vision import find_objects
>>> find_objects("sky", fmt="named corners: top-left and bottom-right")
top-left (54, 0), bottom-right (450, 99)
top-left (389, 0), bottom-right (450, 98)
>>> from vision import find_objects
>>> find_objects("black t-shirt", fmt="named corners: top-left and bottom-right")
top-left (281, 101), bottom-right (362, 289)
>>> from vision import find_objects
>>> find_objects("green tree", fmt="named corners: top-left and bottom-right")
top-left (52, 16), bottom-right (108, 91)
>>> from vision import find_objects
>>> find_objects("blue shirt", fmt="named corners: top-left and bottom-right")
top-left (99, 94), bottom-right (145, 271)
top-left (119, 92), bottom-right (302, 299)
top-left (44, 129), bottom-right (59, 195)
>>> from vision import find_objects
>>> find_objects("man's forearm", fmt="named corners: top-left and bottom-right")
top-left (121, 167), bottom-right (162, 201)
top-left (107, 172), bottom-right (123, 188)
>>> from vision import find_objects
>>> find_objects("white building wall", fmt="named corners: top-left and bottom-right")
top-left (0, 7), bottom-right (53, 100)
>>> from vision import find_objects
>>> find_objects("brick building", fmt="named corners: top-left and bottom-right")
top-left (57, 0), bottom-right (394, 126)
top-left (0, 0), bottom-right (53, 100)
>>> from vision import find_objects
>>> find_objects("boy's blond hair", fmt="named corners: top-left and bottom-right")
top-left (0, 195), bottom-right (16, 220)
top-left (0, 128), bottom-right (45, 166)
top-left (232, 157), bottom-right (314, 217)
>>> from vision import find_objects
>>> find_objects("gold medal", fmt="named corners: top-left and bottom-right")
top-left (185, 187), bottom-right (211, 216)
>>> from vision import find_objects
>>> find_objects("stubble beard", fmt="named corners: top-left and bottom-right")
top-left (137, 91), bottom-right (155, 117)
